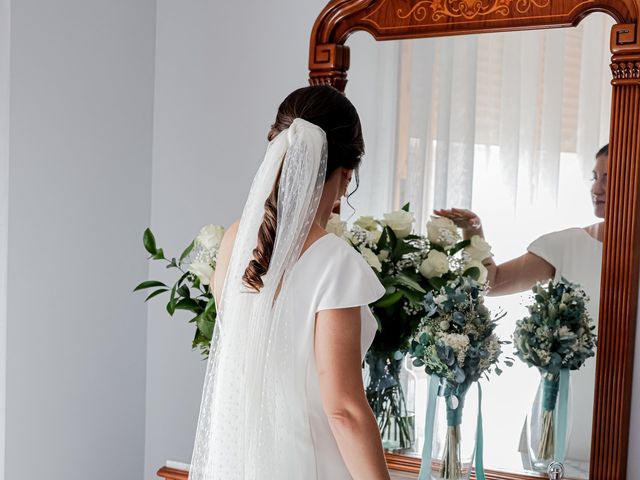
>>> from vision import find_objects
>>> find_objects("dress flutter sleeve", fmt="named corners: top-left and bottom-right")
top-left (315, 241), bottom-right (386, 312)
top-left (527, 230), bottom-right (566, 270)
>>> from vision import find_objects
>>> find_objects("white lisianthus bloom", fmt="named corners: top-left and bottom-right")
top-left (361, 247), bottom-right (382, 272)
top-left (196, 224), bottom-right (225, 251)
top-left (378, 249), bottom-right (390, 261)
top-left (383, 210), bottom-right (414, 239)
top-left (426, 216), bottom-right (460, 247)
top-left (464, 259), bottom-right (489, 284)
top-left (368, 229), bottom-right (382, 244)
top-left (326, 213), bottom-right (346, 237)
top-left (355, 216), bottom-right (378, 231)
top-left (434, 294), bottom-right (448, 305)
top-left (464, 235), bottom-right (492, 261)
top-left (419, 250), bottom-right (450, 278)
top-left (189, 261), bottom-right (214, 285)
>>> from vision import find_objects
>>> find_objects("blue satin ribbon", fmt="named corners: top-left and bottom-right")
top-left (473, 383), bottom-right (485, 480)
top-left (554, 369), bottom-right (570, 463)
top-left (418, 374), bottom-right (440, 480)
top-left (418, 376), bottom-right (486, 480)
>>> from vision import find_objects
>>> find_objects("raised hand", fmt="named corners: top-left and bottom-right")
top-left (433, 208), bottom-right (482, 231)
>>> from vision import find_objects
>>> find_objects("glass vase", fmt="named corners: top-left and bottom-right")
top-left (428, 381), bottom-right (477, 480)
top-left (365, 352), bottom-right (415, 451)
top-left (526, 371), bottom-right (572, 472)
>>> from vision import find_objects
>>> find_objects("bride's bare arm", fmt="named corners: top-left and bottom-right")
top-left (485, 252), bottom-right (555, 296)
top-left (314, 307), bottom-right (391, 480)
top-left (211, 220), bottom-right (240, 305)
top-left (434, 208), bottom-right (554, 296)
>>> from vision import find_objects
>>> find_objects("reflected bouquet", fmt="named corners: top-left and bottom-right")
top-left (134, 225), bottom-right (224, 357)
top-left (513, 278), bottom-right (596, 466)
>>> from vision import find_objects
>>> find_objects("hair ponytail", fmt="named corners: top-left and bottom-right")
top-left (242, 164), bottom-right (283, 291)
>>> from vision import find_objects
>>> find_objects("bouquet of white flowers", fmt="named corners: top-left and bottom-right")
top-left (513, 278), bottom-right (596, 468)
top-left (409, 276), bottom-right (508, 479)
top-left (134, 225), bottom-right (225, 357)
top-left (328, 206), bottom-right (497, 454)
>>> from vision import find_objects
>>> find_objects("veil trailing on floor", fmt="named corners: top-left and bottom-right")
top-left (189, 118), bottom-right (328, 479)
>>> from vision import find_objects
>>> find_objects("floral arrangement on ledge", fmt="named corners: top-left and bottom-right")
top-left (327, 204), bottom-right (495, 358)
top-left (326, 204), bottom-right (501, 453)
top-left (134, 225), bottom-right (225, 357)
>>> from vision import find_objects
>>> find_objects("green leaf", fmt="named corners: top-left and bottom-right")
top-left (448, 239), bottom-right (471, 256)
top-left (395, 274), bottom-right (426, 293)
top-left (145, 288), bottom-right (169, 301)
top-left (463, 266), bottom-right (481, 281)
top-left (197, 313), bottom-right (215, 340)
top-left (152, 248), bottom-right (165, 260)
top-left (180, 241), bottom-right (196, 264)
top-left (393, 241), bottom-right (421, 258)
top-left (203, 296), bottom-right (217, 316)
top-left (133, 280), bottom-right (167, 292)
top-left (177, 285), bottom-right (191, 298)
top-left (373, 290), bottom-right (403, 308)
top-left (397, 287), bottom-right (426, 304)
top-left (428, 277), bottom-right (446, 290)
top-left (401, 202), bottom-right (411, 212)
top-left (175, 298), bottom-right (201, 313)
top-left (166, 284), bottom-right (177, 315)
top-left (143, 228), bottom-right (157, 255)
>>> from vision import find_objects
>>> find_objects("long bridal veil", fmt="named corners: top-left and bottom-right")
top-left (189, 118), bottom-right (328, 480)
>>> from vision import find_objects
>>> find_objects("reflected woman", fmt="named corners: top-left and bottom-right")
top-left (434, 144), bottom-right (608, 465)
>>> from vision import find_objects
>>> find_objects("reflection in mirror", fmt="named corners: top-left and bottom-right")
top-left (347, 12), bottom-right (614, 479)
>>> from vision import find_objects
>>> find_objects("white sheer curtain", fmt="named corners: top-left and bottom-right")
top-left (347, 12), bottom-right (614, 474)
top-left (347, 14), bottom-right (613, 226)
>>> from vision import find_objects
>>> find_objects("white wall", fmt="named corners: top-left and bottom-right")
top-left (0, 0), bottom-right (9, 475)
top-left (144, 1), bottom-right (327, 478)
top-left (4, 1), bottom-right (156, 479)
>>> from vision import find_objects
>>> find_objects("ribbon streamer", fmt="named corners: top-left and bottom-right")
top-left (554, 369), bottom-right (570, 463)
top-left (418, 377), bottom-right (486, 480)
top-left (418, 374), bottom-right (440, 480)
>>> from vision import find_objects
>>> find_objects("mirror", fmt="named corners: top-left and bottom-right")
top-left (345, 12), bottom-right (615, 479)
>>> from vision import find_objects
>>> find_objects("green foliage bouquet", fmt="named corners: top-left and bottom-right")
top-left (409, 276), bottom-right (508, 478)
top-left (134, 225), bottom-right (225, 357)
top-left (513, 279), bottom-right (596, 466)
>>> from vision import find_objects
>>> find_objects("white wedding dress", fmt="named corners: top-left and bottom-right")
top-left (189, 118), bottom-right (385, 480)
top-left (527, 226), bottom-right (602, 464)
top-left (284, 232), bottom-right (385, 479)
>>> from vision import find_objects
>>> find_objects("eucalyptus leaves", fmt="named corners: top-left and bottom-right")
top-left (134, 225), bottom-right (224, 357)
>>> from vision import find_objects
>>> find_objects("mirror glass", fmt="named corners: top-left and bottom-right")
top-left (345, 12), bottom-right (614, 478)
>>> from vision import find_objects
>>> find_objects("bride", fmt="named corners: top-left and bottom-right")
top-left (188, 85), bottom-right (391, 480)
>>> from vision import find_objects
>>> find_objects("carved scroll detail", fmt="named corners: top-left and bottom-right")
top-left (395, 0), bottom-right (550, 22)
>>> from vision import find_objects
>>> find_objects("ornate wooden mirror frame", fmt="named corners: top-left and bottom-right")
top-left (309, 1), bottom-right (640, 479)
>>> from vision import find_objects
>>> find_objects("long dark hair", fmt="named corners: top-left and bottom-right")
top-left (242, 85), bottom-right (364, 292)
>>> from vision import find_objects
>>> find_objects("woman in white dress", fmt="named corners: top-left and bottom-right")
top-left (188, 86), bottom-right (391, 480)
top-left (434, 145), bottom-right (608, 464)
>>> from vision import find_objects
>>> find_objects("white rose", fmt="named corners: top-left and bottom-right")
top-left (464, 235), bottom-right (492, 261)
top-left (355, 216), bottom-right (378, 231)
top-left (368, 229), bottom-right (382, 244)
top-left (361, 247), bottom-right (382, 272)
top-left (426, 216), bottom-right (460, 247)
top-left (419, 250), bottom-right (450, 278)
top-left (188, 261), bottom-right (214, 285)
top-left (464, 259), bottom-right (488, 284)
top-left (196, 224), bottom-right (225, 251)
top-left (326, 213), bottom-right (346, 237)
top-left (383, 210), bottom-right (414, 239)
top-left (378, 249), bottom-right (390, 261)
